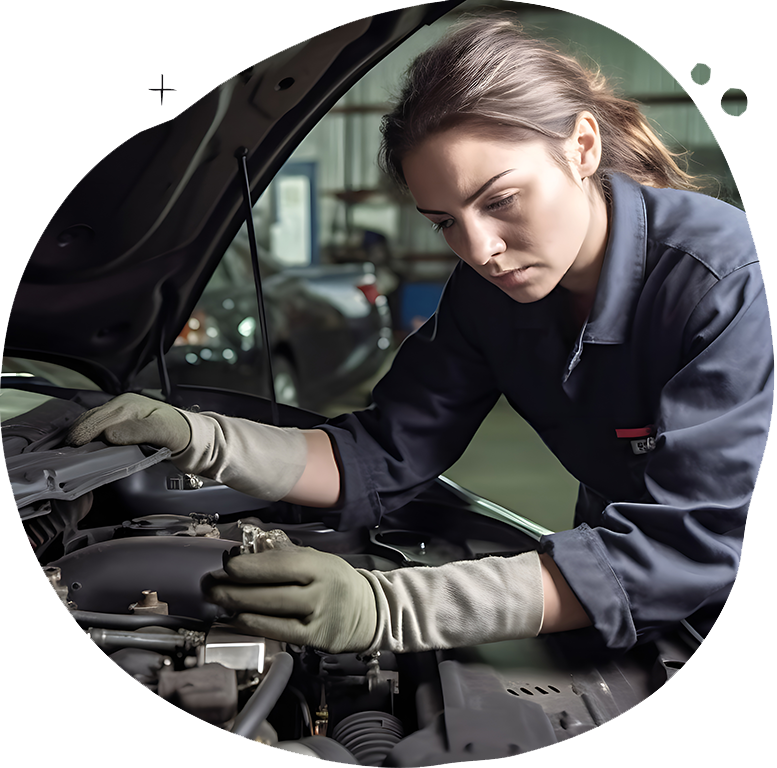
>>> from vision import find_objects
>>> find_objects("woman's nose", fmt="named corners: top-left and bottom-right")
top-left (460, 223), bottom-right (505, 267)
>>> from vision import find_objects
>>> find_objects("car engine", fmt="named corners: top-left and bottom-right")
top-left (4, 387), bottom-right (696, 765)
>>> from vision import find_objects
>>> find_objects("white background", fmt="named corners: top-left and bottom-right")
top-left (1, 1), bottom-right (774, 765)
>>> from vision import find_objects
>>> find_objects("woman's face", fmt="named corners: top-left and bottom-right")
top-left (402, 126), bottom-right (609, 304)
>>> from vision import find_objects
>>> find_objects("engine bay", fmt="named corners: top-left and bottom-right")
top-left (3, 385), bottom-right (698, 764)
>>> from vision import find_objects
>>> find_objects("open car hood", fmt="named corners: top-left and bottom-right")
top-left (5, 2), bottom-right (460, 393)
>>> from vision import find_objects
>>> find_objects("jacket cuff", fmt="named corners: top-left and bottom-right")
top-left (541, 524), bottom-right (637, 652)
top-left (319, 424), bottom-right (383, 530)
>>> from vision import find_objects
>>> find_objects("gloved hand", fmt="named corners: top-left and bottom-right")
top-left (66, 393), bottom-right (308, 501)
top-left (203, 545), bottom-right (379, 654)
top-left (67, 393), bottom-right (191, 452)
top-left (203, 536), bottom-right (545, 654)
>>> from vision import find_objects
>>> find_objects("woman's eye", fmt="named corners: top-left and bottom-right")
top-left (431, 219), bottom-right (453, 233)
top-left (486, 194), bottom-right (516, 212)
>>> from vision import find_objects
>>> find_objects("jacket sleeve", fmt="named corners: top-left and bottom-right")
top-left (542, 262), bottom-right (773, 652)
top-left (320, 264), bottom-right (501, 530)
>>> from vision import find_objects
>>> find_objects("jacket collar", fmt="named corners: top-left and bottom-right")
top-left (582, 172), bottom-right (648, 345)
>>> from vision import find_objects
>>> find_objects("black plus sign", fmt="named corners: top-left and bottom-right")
top-left (149, 74), bottom-right (176, 105)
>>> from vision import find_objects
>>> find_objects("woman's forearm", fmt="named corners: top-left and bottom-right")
top-left (538, 553), bottom-right (592, 633)
top-left (283, 429), bottom-right (342, 508)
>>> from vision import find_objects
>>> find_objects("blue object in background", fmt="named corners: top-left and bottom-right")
top-left (399, 282), bottom-right (445, 331)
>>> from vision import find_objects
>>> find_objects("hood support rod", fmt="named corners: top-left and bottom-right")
top-left (157, 328), bottom-right (173, 402)
top-left (235, 147), bottom-right (279, 426)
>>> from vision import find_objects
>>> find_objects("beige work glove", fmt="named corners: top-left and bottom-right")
top-left (66, 393), bottom-right (307, 501)
top-left (202, 536), bottom-right (544, 654)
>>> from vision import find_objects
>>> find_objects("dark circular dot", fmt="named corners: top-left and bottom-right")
top-left (722, 88), bottom-right (747, 116)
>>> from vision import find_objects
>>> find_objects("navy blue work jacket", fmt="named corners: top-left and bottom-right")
top-left (321, 173), bottom-right (773, 653)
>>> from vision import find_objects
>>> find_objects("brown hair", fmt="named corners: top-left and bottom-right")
top-left (379, 16), bottom-right (699, 197)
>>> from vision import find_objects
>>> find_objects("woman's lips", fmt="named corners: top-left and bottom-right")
top-left (490, 266), bottom-right (534, 288)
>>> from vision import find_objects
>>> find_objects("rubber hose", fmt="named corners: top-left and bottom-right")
top-left (71, 610), bottom-right (209, 632)
top-left (88, 628), bottom-right (193, 652)
top-left (231, 652), bottom-right (294, 740)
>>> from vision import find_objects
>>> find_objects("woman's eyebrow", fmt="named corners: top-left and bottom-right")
top-left (416, 169), bottom-right (516, 215)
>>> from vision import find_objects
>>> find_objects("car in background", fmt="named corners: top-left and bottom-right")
top-left (136, 239), bottom-right (392, 411)
top-left (2, 2), bottom-right (705, 764)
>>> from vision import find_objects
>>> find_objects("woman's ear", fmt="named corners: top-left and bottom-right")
top-left (568, 112), bottom-right (602, 180)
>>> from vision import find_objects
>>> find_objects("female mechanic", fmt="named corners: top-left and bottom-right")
top-left (68, 17), bottom-right (773, 656)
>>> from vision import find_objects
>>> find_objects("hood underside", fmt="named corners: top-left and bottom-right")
top-left (5, 3), bottom-right (460, 393)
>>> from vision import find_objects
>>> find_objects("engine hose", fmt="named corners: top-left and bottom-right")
top-left (331, 711), bottom-right (405, 766)
top-left (71, 610), bottom-right (209, 632)
top-left (87, 627), bottom-right (204, 653)
top-left (231, 651), bottom-right (294, 740)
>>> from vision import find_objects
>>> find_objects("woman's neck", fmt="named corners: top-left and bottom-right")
top-left (562, 182), bottom-right (610, 328)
